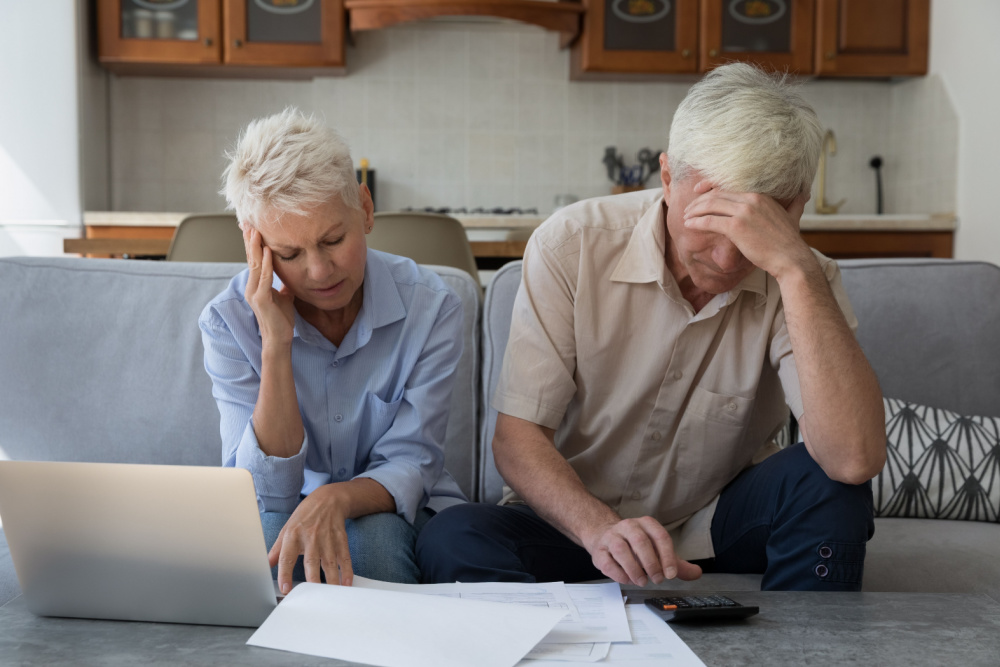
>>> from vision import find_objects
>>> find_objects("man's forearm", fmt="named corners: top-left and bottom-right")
top-left (493, 414), bottom-right (621, 547)
top-left (777, 258), bottom-right (886, 484)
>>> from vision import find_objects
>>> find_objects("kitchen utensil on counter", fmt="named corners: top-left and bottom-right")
top-left (356, 158), bottom-right (376, 211)
top-left (869, 156), bottom-right (884, 214)
top-left (603, 146), bottom-right (664, 193)
top-left (554, 194), bottom-right (578, 210)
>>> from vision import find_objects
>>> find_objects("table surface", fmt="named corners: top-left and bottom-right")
top-left (2, 591), bottom-right (999, 666)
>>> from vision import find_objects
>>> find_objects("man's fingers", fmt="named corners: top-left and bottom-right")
top-left (618, 523), bottom-right (665, 585)
top-left (676, 560), bottom-right (704, 581)
top-left (592, 549), bottom-right (631, 585)
top-left (332, 529), bottom-right (354, 586)
top-left (267, 527), bottom-right (285, 568)
top-left (606, 536), bottom-right (648, 586)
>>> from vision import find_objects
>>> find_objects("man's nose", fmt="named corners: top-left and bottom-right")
top-left (713, 241), bottom-right (745, 273)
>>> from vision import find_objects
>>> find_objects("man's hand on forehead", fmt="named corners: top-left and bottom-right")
top-left (682, 180), bottom-right (813, 280)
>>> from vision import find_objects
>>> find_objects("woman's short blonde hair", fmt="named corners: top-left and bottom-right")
top-left (668, 63), bottom-right (823, 201)
top-left (221, 107), bottom-right (360, 227)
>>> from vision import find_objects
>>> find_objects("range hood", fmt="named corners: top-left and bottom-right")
top-left (345, 0), bottom-right (584, 41)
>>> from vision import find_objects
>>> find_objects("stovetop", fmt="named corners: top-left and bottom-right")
top-left (400, 207), bottom-right (540, 216)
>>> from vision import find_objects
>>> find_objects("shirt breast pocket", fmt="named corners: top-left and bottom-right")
top-left (675, 386), bottom-right (755, 486)
top-left (360, 391), bottom-right (404, 446)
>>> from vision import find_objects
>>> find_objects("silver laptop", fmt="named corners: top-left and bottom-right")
top-left (0, 461), bottom-right (277, 627)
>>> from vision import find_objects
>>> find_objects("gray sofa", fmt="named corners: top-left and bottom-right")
top-left (0, 255), bottom-right (997, 607)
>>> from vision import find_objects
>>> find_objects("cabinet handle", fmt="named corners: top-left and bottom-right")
top-left (234, 39), bottom-right (243, 48)
top-left (825, 51), bottom-right (835, 60)
top-left (709, 49), bottom-right (719, 57)
top-left (203, 37), bottom-right (213, 47)
top-left (681, 49), bottom-right (691, 58)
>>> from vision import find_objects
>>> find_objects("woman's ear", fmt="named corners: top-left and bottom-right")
top-left (359, 184), bottom-right (375, 231)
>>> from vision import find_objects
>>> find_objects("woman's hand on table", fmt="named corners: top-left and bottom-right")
top-left (243, 226), bottom-right (295, 346)
top-left (269, 483), bottom-right (354, 593)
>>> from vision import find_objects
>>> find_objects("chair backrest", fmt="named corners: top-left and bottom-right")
top-left (838, 258), bottom-right (1000, 417)
top-left (167, 214), bottom-right (246, 263)
top-left (478, 258), bottom-right (1000, 503)
top-left (479, 261), bottom-right (523, 504)
top-left (369, 213), bottom-right (479, 281)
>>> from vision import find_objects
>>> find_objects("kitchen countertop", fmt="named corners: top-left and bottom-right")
top-left (84, 211), bottom-right (957, 232)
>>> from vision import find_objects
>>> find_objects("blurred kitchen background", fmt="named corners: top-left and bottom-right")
top-left (2, 1), bottom-right (997, 266)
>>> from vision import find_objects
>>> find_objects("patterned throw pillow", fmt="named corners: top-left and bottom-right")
top-left (877, 398), bottom-right (1000, 522)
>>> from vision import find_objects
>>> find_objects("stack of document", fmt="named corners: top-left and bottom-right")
top-left (247, 577), bottom-right (705, 667)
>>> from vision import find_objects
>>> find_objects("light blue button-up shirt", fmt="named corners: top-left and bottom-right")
top-left (199, 248), bottom-right (468, 522)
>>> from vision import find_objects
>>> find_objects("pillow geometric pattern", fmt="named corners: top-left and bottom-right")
top-left (876, 398), bottom-right (1000, 523)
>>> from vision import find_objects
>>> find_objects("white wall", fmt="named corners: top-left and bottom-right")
top-left (107, 21), bottom-right (954, 219)
top-left (929, 0), bottom-right (1000, 265)
top-left (0, 0), bottom-right (84, 255)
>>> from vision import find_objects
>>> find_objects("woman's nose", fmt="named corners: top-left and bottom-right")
top-left (306, 253), bottom-right (334, 280)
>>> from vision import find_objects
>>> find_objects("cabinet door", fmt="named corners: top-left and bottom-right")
top-left (573, 0), bottom-right (699, 77)
top-left (224, 0), bottom-right (345, 67)
top-left (98, 0), bottom-right (221, 64)
top-left (700, 0), bottom-right (813, 73)
top-left (815, 0), bottom-right (929, 76)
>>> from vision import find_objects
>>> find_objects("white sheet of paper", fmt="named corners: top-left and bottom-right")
top-left (523, 642), bottom-right (611, 662)
top-left (353, 576), bottom-right (582, 623)
top-left (247, 582), bottom-right (566, 667)
top-left (516, 604), bottom-right (706, 667)
top-left (550, 583), bottom-right (632, 644)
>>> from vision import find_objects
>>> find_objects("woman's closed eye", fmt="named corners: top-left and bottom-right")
top-left (323, 236), bottom-right (345, 247)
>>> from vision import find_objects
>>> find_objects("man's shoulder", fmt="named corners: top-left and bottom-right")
top-left (531, 188), bottom-right (663, 252)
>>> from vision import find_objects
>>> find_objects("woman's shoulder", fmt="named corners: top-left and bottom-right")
top-left (198, 268), bottom-right (253, 330)
top-left (367, 248), bottom-right (461, 305)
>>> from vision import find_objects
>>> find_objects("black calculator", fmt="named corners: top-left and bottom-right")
top-left (643, 595), bottom-right (759, 622)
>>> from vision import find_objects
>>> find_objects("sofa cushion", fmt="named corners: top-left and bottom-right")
top-left (879, 397), bottom-right (1000, 522)
top-left (838, 259), bottom-right (1000, 418)
top-left (0, 529), bottom-right (18, 607)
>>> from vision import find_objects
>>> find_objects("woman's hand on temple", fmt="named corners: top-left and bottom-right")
top-left (243, 226), bottom-right (296, 346)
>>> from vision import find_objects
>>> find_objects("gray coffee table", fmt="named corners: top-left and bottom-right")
top-left (1, 591), bottom-right (999, 666)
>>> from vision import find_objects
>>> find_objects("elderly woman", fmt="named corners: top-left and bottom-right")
top-left (199, 108), bottom-right (466, 593)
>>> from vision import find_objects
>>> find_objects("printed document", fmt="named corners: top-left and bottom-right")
top-left (246, 581), bottom-right (565, 667)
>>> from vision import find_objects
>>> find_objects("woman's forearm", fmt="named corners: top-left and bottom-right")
top-left (252, 341), bottom-right (305, 458)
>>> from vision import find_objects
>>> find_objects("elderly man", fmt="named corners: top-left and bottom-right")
top-left (417, 63), bottom-right (886, 591)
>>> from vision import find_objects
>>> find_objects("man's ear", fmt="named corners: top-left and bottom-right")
top-left (659, 152), bottom-right (673, 199)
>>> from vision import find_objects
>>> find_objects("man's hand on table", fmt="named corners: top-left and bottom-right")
top-left (268, 483), bottom-right (354, 594)
top-left (581, 516), bottom-right (702, 587)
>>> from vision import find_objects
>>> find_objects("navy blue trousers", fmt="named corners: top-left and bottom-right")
top-left (416, 443), bottom-right (875, 591)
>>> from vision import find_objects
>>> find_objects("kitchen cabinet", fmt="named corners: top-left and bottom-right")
top-left (701, 0), bottom-right (815, 74)
top-left (571, 0), bottom-right (700, 78)
top-left (97, 0), bottom-right (345, 75)
top-left (814, 0), bottom-right (929, 77)
top-left (573, 0), bottom-right (928, 79)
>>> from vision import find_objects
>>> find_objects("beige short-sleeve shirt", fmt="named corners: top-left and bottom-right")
top-left (492, 189), bottom-right (858, 560)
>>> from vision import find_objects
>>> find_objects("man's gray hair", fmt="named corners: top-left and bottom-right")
top-left (668, 63), bottom-right (823, 200)
top-left (221, 107), bottom-right (360, 227)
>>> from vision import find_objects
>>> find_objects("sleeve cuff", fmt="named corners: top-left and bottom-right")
top-left (233, 420), bottom-right (308, 514)
top-left (356, 463), bottom-right (425, 524)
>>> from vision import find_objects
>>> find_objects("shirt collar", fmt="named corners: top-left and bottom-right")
top-left (289, 248), bottom-right (407, 354)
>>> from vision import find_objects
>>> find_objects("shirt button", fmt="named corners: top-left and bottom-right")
top-left (819, 546), bottom-right (833, 559)
top-left (726, 402), bottom-right (737, 411)
top-left (672, 371), bottom-right (683, 380)
top-left (815, 564), bottom-right (829, 578)
top-left (631, 491), bottom-right (642, 500)
top-left (338, 468), bottom-right (347, 476)
top-left (334, 414), bottom-right (343, 423)
top-left (651, 431), bottom-right (662, 441)
top-left (332, 360), bottom-right (339, 367)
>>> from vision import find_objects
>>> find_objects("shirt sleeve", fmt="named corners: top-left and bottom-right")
top-left (491, 231), bottom-right (579, 430)
top-left (770, 253), bottom-right (860, 421)
top-left (199, 306), bottom-right (307, 514)
top-left (354, 296), bottom-right (465, 524)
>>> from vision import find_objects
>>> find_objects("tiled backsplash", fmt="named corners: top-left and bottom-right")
top-left (109, 21), bottom-right (957, 217)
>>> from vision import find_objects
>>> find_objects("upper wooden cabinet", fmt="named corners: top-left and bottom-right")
top-left (572, 0), bottom-right (699, 78)
top-left (814, 0), bottom-right (929, 77)
top-left (574, 0), bottom-right (929, 78)
top-left (700, 0), bottom-right (815, 74)
top-left (97, 0), bottom-right (345, 74)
